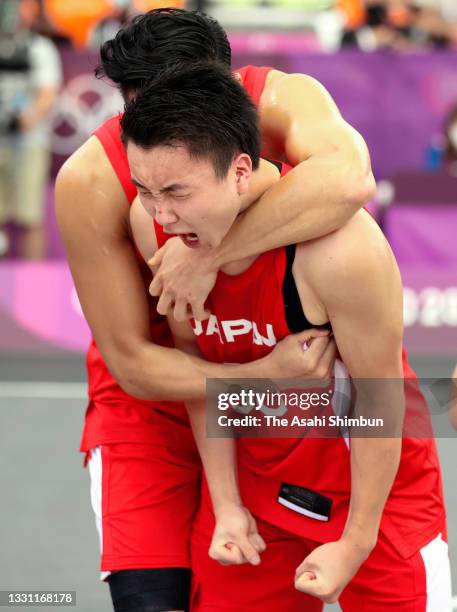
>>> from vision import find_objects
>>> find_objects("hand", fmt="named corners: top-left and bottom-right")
top-left (209, 504), bottom-right (266, 566)
top-left (266, 329), bottom-right (337, 380)
top-left (294, 538), bottom-right (374, 603)
top-left (148, 237), bottom-right (217, 321)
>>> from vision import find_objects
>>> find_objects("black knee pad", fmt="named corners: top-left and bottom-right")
top-left (107, 568), bottom-right (191, 612)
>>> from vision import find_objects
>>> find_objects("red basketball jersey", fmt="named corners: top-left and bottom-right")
top-left (156, 162), bottom-right (446, 559)
top-left (235, 65), bottom-right (272, 106)
top-left (80, 66), bottom-right (273, 452)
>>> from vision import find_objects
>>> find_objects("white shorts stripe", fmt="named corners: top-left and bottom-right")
top-left (332, 359), bottom-right (351, 449)
top-left (420, 533), bottom-right (452, 611)
top-left (87, 446), bottom-right (111, 581)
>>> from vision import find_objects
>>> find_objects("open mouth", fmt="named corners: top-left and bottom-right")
top-left (179, 233), bottom-right (201, 248)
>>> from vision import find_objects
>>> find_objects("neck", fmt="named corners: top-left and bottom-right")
top-left (237, 159), bottom-right (281, 215)
top-left (204, 159), bottom-right (281, 273)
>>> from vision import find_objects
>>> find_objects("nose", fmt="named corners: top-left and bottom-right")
top-left (154, 204), bottom-right (179, 227)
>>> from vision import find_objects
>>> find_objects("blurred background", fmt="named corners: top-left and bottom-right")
top-left (0, 1), bottom-right (455, 610)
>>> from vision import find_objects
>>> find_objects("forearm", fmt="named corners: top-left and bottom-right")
top-left (211, 155), bottom-right (374, 267)
top-left (114, 339), bottom-right (274, 402)
top-left (342, 387), bottom-right (404, 548)
top-left (343, 436), bottom-right (401, 548)
top-left (187, 399), bottom-right (242, 513)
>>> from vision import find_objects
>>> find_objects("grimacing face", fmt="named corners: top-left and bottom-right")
top-left (127, 142), bottom-right (253, 249)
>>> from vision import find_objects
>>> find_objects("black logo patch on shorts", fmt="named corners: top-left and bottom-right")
top-left (278, 483), bottom-right (332, 522)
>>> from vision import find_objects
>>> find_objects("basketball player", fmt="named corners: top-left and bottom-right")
top-left (55, 9), bottom-right (374, 611)
top-left (125, 63), bottom-right (451, 611)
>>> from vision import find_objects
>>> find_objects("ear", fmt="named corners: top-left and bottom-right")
top-left (233, 154), bottom-right (253, 195)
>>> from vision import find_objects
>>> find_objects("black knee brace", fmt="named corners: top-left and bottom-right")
top-left (107, 568), bottom-right (191, 612)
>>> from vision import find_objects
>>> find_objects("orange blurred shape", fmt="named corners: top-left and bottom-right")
top-left (44, 0), bottom-right (113, 47)
top-left (337, 0), bottom-right (366, 29)
top-left (389, 6), bottom-right (412, 28)
top-left (132, 0), bottom-right (184, 10)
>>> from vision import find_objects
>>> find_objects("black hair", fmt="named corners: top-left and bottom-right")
top-left (95, 8), bottom-right (231, 99)
top-left (121, 62), bottom-right (260, 179)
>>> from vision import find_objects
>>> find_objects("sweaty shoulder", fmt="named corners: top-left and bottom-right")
top-left (258, 70), bottom-right (343, 162)
top-left (260, 70), bottom-right (337, 112)
top-left (56, 136), bottom-right (129, 212)
top-left (55, 135), bottom-right (130, 241)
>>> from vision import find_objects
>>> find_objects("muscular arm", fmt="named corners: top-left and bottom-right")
top-left (301, 210), bottom-right (404, 550)
top-left (167, 316), bottom-right (242, 513)
top-left (151, 72), bottom-right (376, 318)
top-left (55, 138), bottom-right (278, 402)
top-left (293, 211), bottom-right (404, 601)
top-left (210, 71), bottom-right (376, 267)
top-left (167, 315), bottom-right (267, 566)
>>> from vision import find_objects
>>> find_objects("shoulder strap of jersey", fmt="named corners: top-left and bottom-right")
top-left (277, 158), bottom-right (332, 332)
top-left (236, 65), bottom-right (273, 106)
top-left (266, 160), bottom-right (294, 178)
top-left (93, 114), bottom-right (137, 204)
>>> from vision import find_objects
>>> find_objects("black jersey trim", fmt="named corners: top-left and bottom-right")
top-left (267, 159), bottom-right (283, 174)
top-left (282, 244), bottom-right (331, 333)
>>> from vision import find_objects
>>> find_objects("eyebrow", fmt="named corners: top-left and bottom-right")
top-left (131, 177), bottom-right (190, 193)
top-left (131, 177), bottom-right (149, 190)
top-left (161, 184), bottom-right (190, 193)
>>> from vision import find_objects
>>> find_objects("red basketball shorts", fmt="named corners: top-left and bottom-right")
top-left (190, 496), bottom-right (452, 611)
top-left (86, 443), bottom-right (201, 579)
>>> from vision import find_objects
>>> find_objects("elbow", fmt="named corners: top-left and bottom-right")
top-left (107, 344), bottom-right (180, 402)
top-left (117, 374), bottom-right (149, 401)
top-left (108, 356), bottom-right (146, 400)
top-left (102, 345), bottom-right (152, 401)
top-left (344, 169), bottom-right (377, 213)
